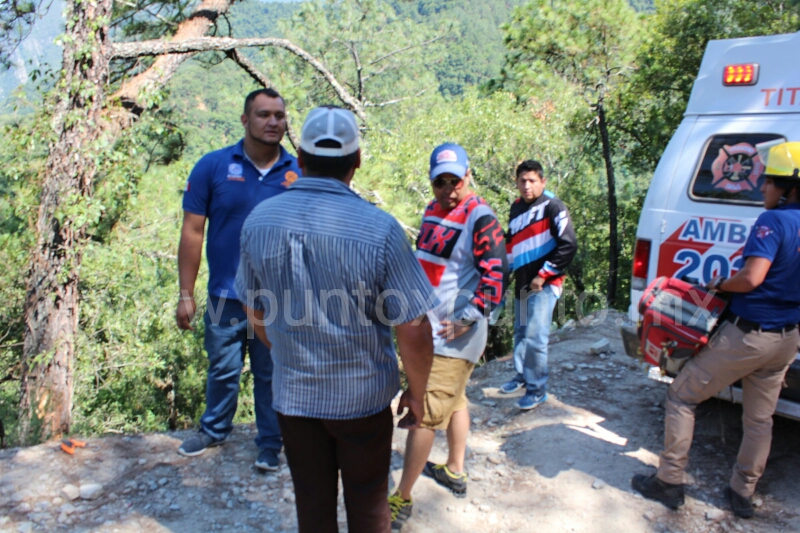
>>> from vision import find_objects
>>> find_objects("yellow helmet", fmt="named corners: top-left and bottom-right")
top-left (756, 140), bottom-right (800, 182)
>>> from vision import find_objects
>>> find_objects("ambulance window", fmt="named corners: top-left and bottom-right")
top-left (689, 133), bottom-right (785, 205)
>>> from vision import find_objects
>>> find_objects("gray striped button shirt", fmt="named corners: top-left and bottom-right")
top-left (235, 177), bottom-right (434, 419)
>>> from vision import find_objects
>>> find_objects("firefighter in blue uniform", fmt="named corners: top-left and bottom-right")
top-left (632, 141), bottom-right (800, 518)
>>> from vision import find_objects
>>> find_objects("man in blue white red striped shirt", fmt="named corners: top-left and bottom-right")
top-left (500, 160), bottom-right (577, 410)
top-left (235, 106), bottom-right (434, 533)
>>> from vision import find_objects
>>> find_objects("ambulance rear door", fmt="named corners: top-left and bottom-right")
top-left (655, 114), bottom-right (799, 287)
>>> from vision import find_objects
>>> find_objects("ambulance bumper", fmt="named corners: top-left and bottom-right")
top-left (620, 328), bottom-right (800, 421)
top-left (644, 365), bottom-right (800, 422)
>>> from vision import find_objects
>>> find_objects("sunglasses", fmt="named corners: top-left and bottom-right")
top-left (432, 177), bottom-right (464, 189)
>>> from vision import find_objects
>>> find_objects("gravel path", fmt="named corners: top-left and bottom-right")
top-left (2, 310), bottom-right (798, 532)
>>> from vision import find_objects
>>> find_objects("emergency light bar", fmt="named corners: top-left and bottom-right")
top-left (723, 64), bottom-right (759, 86)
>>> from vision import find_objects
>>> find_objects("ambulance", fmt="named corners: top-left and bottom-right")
top-left (622, 31), bottom-right (800, 420)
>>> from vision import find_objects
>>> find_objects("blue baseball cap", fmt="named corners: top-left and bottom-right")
top-left (430, 143), bottom-right (469, 180)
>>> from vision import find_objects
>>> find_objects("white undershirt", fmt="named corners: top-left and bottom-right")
top-left (243, 151), bottom-right (273, 181)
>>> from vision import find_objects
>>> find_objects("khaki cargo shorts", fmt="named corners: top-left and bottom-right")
top-left (421, 355), bottom-right (475, 430)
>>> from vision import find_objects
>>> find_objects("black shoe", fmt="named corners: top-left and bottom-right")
top-left (255, 449), bottom-right (280, 472)
top-left (422, 461), bottom-right (467, 498)
top-left (631, 473), bottom-right (685, 509)
top-left (725, 486), bottom-right (754, 519)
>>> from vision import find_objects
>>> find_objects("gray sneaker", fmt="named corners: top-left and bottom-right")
top-left (178, 432), bottom-right (223, 457)
top-left (255, 449), bottom-right (280, 471)
top-left (499, 379), bottom-right (525, 394)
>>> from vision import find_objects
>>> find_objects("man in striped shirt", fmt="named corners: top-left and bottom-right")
top-left (500, 160), bottom-right (577, 410)
top-left (235, 106), bottom-right (434, 533)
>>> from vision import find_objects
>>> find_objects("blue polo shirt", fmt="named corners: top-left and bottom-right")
top-left (183, 140), bottom-right (301, 301)
top-left (730, 203), bottom-right (800, 329)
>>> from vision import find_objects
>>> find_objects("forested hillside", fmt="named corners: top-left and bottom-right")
top-left (0, 0), bottom-right (798, 446)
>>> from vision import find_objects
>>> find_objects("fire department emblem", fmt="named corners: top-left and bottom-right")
top-left (282, 170), bottom-right (299, 187)
top-left (710, 143), bottom-right (764, 192)
top-left (755, 225), bottom-right (773, 239)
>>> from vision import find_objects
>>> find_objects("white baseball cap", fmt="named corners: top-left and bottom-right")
top-left (300, 106), bottom-right (360, 157)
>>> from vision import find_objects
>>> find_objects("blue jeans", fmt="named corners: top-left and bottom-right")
top-left (200, 295), bottom-right (282, 452)
top-left (512, 286), bottom-right (559, 396)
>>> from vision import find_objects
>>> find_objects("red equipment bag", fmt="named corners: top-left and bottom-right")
top-left (638, 277), bottom-right (728, 375)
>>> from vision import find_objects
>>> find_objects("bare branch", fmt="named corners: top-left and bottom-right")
top-left (366, 35), bottom-right (443, 67)
top-left (111, 36), bottom-right (367, 123)
top-left (398, 220), bottom-right (419, 240)
top-left (119, 0), bottom-right (178, 27)
top-left (364, 88), bottom-right (428, 108)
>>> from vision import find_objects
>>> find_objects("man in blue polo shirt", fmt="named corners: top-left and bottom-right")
top-left (176, 88), bottom-right (301, 471)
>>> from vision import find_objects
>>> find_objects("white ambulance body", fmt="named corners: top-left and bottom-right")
top-left (627, 31), bottom-right (800, 419)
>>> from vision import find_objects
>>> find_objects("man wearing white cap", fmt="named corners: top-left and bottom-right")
top-left (235, 106), bottom-right (435, 533)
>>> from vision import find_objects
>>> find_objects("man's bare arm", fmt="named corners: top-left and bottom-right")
top-left (708, 257), bottom-right (772, 293)
top-left (395, 316), bottom-right (434, 429)
top-left (176, 212), bottom-right (206, 330)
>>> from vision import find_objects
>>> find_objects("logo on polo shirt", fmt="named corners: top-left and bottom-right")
top-left (755, 225), bottom-right (773, 239)
top-left (227, 163), bottom-right (244, 182)
top-left (282, 170), bottom-right (298, 188)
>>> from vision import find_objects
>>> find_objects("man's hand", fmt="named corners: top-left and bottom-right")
top-left (396, 389), bottom-right (424, 430)
top-left (529, 276), bottom-right (545, 292)
top-left (438, 320), bottom-right (471, 341)
top-left (395, 316), bottom-right (434, 429)
top-left (176, 296), bottom-right (196, 330)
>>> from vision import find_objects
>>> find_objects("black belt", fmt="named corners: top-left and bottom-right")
top-left (729, 314), bottom-right (798, 335)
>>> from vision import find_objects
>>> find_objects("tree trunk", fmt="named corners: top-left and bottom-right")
top-left (597, 102), bottom-right (619, 308)
top-left (19, 0), bottom-right (113, 443)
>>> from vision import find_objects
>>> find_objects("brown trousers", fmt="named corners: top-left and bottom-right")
top-left (277, 407), bottom-right (393, 533)
top-left (658, 320), bottom-right (798, 497)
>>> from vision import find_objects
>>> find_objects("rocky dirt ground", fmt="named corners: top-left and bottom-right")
top-left (1, 309), bottom-right (799, 533)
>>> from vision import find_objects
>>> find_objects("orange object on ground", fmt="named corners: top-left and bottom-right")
top-left (60, 438), bottom-right (87, 455)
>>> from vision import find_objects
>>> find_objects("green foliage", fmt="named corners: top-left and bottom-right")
top-left (391, 0), bottom-right (527, 96)
top-left (162, 59), bottom-right (259, 160)
top-left (274, 0), bottom-right (443, 126)
top-left (493, 0), bottom-right (641, 101)
top-left (73, 161), bottom-right (209, 435)
top-left (488, 0), bottom-right (646, 307)
top-left (0, 101), bottom-right (53, 442)
top-left (12, 0), bottom-right (793, 440)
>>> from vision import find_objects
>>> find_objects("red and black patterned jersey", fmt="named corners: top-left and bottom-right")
top-left (416, 193), bottom-right (509, 363)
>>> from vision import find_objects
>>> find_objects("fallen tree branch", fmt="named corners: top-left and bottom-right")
top-left (111, 36), bottom-right (367, 123)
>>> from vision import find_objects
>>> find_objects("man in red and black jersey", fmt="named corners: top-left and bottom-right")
top-left (389, 143), bottom-right (508, 529)
top-left (500, 160), bottom-right (577, 410)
